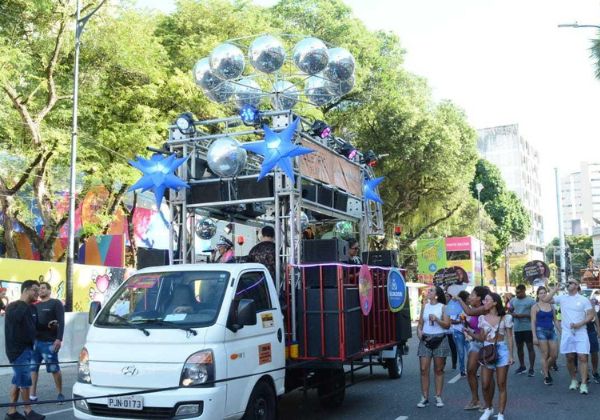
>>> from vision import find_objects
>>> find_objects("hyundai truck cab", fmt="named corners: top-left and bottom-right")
top-left (73, 263), bottom-right (285, 420)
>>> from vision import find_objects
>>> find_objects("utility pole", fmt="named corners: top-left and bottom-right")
top-left (555, 168), bottom-right (567, 284)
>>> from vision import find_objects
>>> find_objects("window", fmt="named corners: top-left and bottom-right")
top-left (235, 271), bottom-right (272, 312)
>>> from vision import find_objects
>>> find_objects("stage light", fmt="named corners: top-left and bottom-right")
top-left (239, 104), bottom-right (262, 126)
top-left (310, 120), bottom-right (331, 139)
top-left (362, 150), bottom-right (378, 167)
top-left (339, 142), bottom-right (357, 160)
top-left (224, 223), bottom-right (234, 234)
top-left (175, 112), bottom-right (196, 135)
top-left (394, 226), bottom-right (402, 237)
top-left (237, 235), bottom-right (245, 245)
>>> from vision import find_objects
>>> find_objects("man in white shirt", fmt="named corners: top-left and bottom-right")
top-left (543, 278), bottom-right (595, 394)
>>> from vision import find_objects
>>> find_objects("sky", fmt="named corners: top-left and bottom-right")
top-left (137, 0), bottom-right (600, 240)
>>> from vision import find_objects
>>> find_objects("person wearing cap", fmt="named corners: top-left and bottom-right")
top-left (213, 236), bottom-right (235, 263)
top-left (542, 278), bottom-right (596, 394)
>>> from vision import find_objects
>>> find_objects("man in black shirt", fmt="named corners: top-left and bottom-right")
top-left (4, 279), bottom-right (45, 420)
top-left (30, 282), bottom-right (65, 404)
top-left (247, 226), bottom-right (276, 283)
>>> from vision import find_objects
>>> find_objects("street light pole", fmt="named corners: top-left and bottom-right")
top-left (558, 22), bottom-right (600, 29)
top-left (476, 183), bottom-right (484, 286)
top-left (66, 0), bottom-right (107, 312)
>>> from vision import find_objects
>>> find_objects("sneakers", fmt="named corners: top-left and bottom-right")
top-left (464, 401), bottom-right (481, 410)
top-left (5, 412), bottom-right (27, 420)
top-left (460, 371), bottom-right (467, 377)
top-left (580, 383), bottom-right (589, 395)
top-left (435, 396), bottom-right (444, 407)
top-left (479, 407), bottom-right (494, 420)
top-left (417, 396), bottom-right (429, 408)
top-left (569, 379), bottom-right (579, 390)
top-left (528, 369), bottom-right (535, 377)
top-left (593, 373), bottom-right (600, 384)
top-left (515, 366), bottom-right (526, 375)
top-left (544, 375), bottom-right (553, 385)
top-left (497, 414), bottom-right (505, 420)
top-left (56, 393), bottom-right (65, 405)
top-left (552, 364), bottom-right (559, 372)
top-left (28, 396), bottom-right (38, 402)
top-left (24, 411), bottom-right (45, 420)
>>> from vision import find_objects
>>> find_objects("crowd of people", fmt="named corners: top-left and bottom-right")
top-left (4, 280), bottom-right (65, 420)
top-left (416, 278), bottom-right (598, 420)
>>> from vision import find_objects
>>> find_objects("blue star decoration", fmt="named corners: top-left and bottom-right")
top-left (240, 118), bottom-right (313, 182)
top-left (363, 176), bottom-right (384, 204)
top-left (128, 153), bottom-right (189, 208)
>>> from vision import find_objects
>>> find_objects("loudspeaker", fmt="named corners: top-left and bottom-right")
top-left (395, 292), bottom-right (413, 342)
top-left (188, 181), bottom-right (224, 204)
top-left (362, 250), bottom-right (398, 267)
top-left (304, 266), bottom-right (339, 288)
top-left (243, 202), bottom-right (266, 218)
top-left (317, 185), bottom-right (333, 207)
top-left (333, 190), bottom-right (348, 212)
top-left (301, 239), bottom-right (348, 263)
top-left (236, 176), bottom-right (274, 200)
top-left (302, 181), bottom-right (317, 202)
top-left (137, 248), bottom-right (168, 269)
top-left (297, 288), bottom-right (362, 358)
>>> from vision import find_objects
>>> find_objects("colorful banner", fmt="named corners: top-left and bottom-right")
top-left (0, 258), bottom-right (133, 312)
top-left (387, 268), bottom-right (407, 312)
top-left (358, 264), bottom-right (373, 316)
top-left (416, 238), bottom-right (446, 283)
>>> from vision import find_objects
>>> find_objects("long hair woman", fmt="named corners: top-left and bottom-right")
top-left (416, 285), bottom-right (451, 408)
top-left (531, 286), bottom-right (559, 385)
top-left (456, 286), bottom-right (491, 410)
top-left (475, 292), bottom-right (514, 420)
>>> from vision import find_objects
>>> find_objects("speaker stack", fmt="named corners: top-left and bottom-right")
top-left (301, 239), bottom-right (348, 288)
top-left (362, 250), bottom-right (398, 267)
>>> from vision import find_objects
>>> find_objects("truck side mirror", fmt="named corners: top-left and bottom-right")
top-left (227, 298), bottom-right (257, 332)
top-left (88, 301), bottom-right (102, 324)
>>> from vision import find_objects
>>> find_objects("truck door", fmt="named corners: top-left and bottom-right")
top-left (224, 270), bottom-right (284, 415)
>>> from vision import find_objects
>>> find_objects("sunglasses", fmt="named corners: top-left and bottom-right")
top-left (568, 281), bottom-right (578, 286)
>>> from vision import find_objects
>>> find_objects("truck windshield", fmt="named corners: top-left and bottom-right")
top-left (95, 271), bottom-right (230, 329)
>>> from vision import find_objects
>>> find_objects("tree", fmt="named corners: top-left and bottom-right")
top-left (471, 159), bottom-right (532, 275)
top-left (545, 235), bottom-right (593, 281)
top-left (0, 1), bottom-right (170, 260)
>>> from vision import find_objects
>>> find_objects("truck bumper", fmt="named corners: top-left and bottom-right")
top-left (72, 382), bottom-right (229, 420)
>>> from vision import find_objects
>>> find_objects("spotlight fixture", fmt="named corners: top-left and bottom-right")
top-left (394, 226), bottom-right (402, 237)
top-left (339, 142), bottom-right (357, 160)
top-left (310, 120), bottom-right (331, 139)
top-left (361, 150), bottom-right (378, 167)
top-left (224, 222), bottom-right (234, 234)
top-left (239, 104), bottom-right (262, 126)
top-left (175, 112), bottom-right (196, 135)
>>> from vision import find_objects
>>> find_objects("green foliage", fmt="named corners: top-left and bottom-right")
top-left (510, 263), bottom-right (525, 286)
top-left (472, 159), bottom-right (532, 271)
top-left (545, 235), bottom-right (593, 280)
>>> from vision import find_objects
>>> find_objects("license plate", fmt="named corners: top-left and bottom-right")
top-left (107, 396), bottom-right (144, 410)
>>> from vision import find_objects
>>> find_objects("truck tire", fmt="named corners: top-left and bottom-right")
top-left (317, 368), bottom-right (345, 409)
top-left (386, 348), bottom-right (403, 379)
top-left (242, 380), bottom-right (277, 420)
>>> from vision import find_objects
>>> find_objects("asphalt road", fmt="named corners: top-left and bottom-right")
top-left (2, 335), bottom-right (600, 419)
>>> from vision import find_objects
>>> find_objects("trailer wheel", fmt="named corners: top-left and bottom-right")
top-left (386, 348), bottom-right (403, 379)
top-left (242, 380), bottom-right (277, 420)
top-left (317, 368), bottom-right (346, 409)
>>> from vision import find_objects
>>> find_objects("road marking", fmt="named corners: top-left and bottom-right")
top-left (43, 408), bottom-right (72, 417)
top-left (448, 373), bottom-right (462, 383)
top-left (394, 417), bottom-right (408, 420)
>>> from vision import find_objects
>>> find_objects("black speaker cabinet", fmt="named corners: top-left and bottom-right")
top-left (188, 181), bottom-right (224, 204)
top-left (362, 250), bottom-right (398, 267)
top-left (395, 292), bottom-right (413, 342)
top-left (333, 190), bottom-right (348, 212)
top-left (302, 181), bottom-right (317, 201)
top-left (297, 288), bottom-right (362, 358)
top-left (187, 176), bottom-right (275, 205)
top-left (137, 248), bottom-right (168, 269)
top-left (236, 176), bottom-right (274, 200)
top-left (303, 266), bottom-right (339, 288)
top-left (301, 239), bottom-right (348, 263)
top-left (317, 185), bottom-right (333, 207)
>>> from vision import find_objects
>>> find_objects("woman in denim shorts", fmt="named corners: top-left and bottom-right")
top-left (475, 292), bottom-right (514, 420)
top-left (531, 286), bottom-right (559, 385)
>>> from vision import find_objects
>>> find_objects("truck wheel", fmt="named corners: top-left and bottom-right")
top-left (386, 348), bottom-right (403, 379)
top-left (242, 380), bottom-right (277, 420)
top-left (317, 368), bottom-right (345, 409)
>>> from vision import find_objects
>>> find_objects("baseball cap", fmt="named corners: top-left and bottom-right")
top-left (216, 236), bottom-right (234, 248)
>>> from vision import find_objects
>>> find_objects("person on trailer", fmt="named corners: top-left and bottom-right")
top-left (346, 238), bottom-right (362, 265)
top-left (212, 236), bottom-right (235, 263)
top-left (416, 285), bottom-right (451, 409)
top-left (247, 226), bottom-right (276, 281)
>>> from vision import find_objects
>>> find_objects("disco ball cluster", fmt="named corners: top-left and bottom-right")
top-left (193, 35), bottom-right (356, 109)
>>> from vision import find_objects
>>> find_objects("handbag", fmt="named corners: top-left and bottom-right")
top-left (423, 334), bottom-right (445, 350)
top-left (478, 316), bottom-right (503, 365)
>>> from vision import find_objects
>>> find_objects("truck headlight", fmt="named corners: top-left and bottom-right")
top-left (180, 350), bottom-right (214, 387)
top-left (78, 347), bottom-right (91, 384)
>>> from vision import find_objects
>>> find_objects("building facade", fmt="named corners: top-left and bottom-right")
top-left (560, 162), bottom-right (600, 236)
top-left (477, 124), bottom-right (545, 260)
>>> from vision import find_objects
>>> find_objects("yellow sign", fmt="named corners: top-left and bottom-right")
top-left (0, 258), bottom-right (132, 312)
